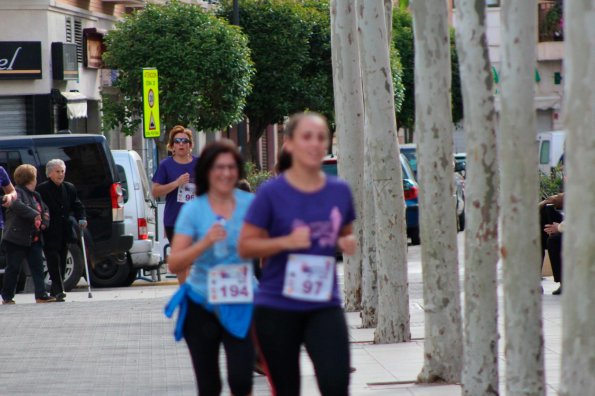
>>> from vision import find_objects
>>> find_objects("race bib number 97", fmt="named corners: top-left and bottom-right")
top-left (208, 263), bottom-right (253, 304)
top-left (282, 254), bottom-right (335, 302)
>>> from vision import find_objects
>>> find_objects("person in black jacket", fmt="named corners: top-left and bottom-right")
top-left (1, 165), bottom-right (54, 304)
top-left (37, 159), bottom-right (86, 302)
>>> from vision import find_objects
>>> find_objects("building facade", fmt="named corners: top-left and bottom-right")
top-left (0, 0), bottom-right (149, 136)
top-left (452, 0), bottom-right (565, 134)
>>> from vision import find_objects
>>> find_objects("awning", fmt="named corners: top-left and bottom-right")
top-left (61, 91), bottom-right (87, 119)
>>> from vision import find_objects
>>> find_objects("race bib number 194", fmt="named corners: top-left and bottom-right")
top-left (282, 254), bottom-right (335, 302)
top-left (208, 263), bottom-right (253, 304)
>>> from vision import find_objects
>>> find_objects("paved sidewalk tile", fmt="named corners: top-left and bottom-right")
top-left (0, 267), bottom-right (564, 395)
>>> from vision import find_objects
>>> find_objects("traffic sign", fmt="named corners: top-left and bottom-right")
top-left (142, 68), bottom-right (160, 138)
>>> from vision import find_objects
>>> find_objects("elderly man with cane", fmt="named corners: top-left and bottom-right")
top-left (37, 159), bottom-right (87, 302)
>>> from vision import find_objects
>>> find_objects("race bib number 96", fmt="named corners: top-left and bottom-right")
top-left (177, 182), bottom-right (196, 203)
top-left (208, 263), bottom-right (253, 304)
top-left (282, 254), bottom-right (335, 302)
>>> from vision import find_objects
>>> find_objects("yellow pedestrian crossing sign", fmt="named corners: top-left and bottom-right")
top-left (143, 68), bottom-right (161, 138)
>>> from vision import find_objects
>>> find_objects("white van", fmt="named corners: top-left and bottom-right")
top-left (537, 130), bottom-right (565, 174)
top-left (112, 150), bottom-right (162, 277)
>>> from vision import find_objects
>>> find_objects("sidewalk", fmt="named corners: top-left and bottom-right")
top-left (0, 257), bottom-right (563, 395)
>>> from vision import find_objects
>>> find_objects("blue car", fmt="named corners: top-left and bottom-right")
top-left (322, 154), bottom-right (420, 245)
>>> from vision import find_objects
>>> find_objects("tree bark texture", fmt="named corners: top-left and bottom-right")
top-left (361, 130), bottom-right (378, 327)
top-left (330, 0), bottom-right (364, 312)
top-left (559, 1), bottom-right (595, 394)
top-left (453, 0), bottom-right (500, 394)
top-left (357, 0), bottom-right (410, 343)
top-left (499, 0), bottom-right (545, 394)
top-left (384, 0), bottom-right (393, 47)
top-left (411, 0), bottom-right (463, 384)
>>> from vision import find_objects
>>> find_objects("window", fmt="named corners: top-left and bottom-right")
top-left (0, 151), bottom-right (23, 182)
top-left (65, 16), bottom-right (83, 63)
top-left (540, 140), bottom-right (551, 165)
top-left (37, 143), bottom-right (109, 187)
top-left (116, 165), bottom-right (129, 203)
top-left (135, 159), bottom-right (152, 202)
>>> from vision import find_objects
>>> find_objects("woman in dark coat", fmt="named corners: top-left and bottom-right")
top-left (1, 165), bottom-right (55, 304)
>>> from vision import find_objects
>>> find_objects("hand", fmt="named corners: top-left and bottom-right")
top-left (177, 173), bottom-right (190, 187)
top-left (544, 222), bottom-right (560, 235)
top-left (338, 235), bottom-right (357, 256)
top-left (78, 219), bottom-right (88, 229)
top-left (205, 223), bottom-right (227, 246)
top-left (34, 215), bottom-right (42, 229)
top-left (2, 194), bottom-right (13, 208)
top-left (284, 226), bottom-right (311, 250)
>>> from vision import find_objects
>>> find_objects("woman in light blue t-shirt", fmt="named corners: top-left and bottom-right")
top-left (165, 140), bottom-right (254, 396)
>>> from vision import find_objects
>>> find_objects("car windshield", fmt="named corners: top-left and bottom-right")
top-left (400, 148), bottom-right (417, 174)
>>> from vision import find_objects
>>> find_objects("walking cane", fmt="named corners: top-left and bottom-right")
top-left (79, 226), bottom-right (93, 299)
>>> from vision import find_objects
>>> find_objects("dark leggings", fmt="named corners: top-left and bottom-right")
top-left (183, 301), bottom-right (254, 396)
top-left (547, 232), bottom-right (563, 283)
top-left (44, 245), bottom-right (68, 296)
top-left (254, 306), bottom-right (350, 396)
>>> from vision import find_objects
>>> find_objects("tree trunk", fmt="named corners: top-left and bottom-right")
top-left (247, 121), bottom-right (266, 168)
top-left (559, 1), bottom-right (595, 394)
top-left (357, 0), bottom-right (410, 343)
top-left (453, 0), bottom-right (500, 394)
top-left (361, 134), bottom-right (378, 327)
top-left (384, 0), bottom-right (393, 45)
top-left (411, 0), bottom-right (463, 383)
top-left (330, 0), bottom-right (364, 312)
top-left (499, 1), bottom-right (545, 394)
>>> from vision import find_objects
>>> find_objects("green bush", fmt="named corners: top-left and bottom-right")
top-left (539, 166), bottom-right (564, 200)
top-left (244, 162), bottom-right (273, 191)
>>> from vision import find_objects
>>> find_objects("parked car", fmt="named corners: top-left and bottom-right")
top-left (112, 150), bottom-right (162, 284)
top-left (454, 152), bottom-right (467, 177)
top-left (537, 130), bottom-right (565, 175)
top-left (399, 145), bottom-right (466, 232)
top-left (321, 153), bottom-right (421, 245)
top-left (0, 134), bottom-right (133, 290)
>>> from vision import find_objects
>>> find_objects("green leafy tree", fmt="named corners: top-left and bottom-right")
top-left (102, 1), bottom-right (254, 137)
top-left (218, 0), bottom-right (328, 162)
top-left (219, 0), bottom-right (404, 162)
top-left (392, 8), bottom-right (463, 141)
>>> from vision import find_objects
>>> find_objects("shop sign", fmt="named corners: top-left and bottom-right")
top-left (0, 41), bottom-right (42, 80)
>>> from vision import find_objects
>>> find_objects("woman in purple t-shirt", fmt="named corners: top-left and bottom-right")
top-left (239, 112), bottom-right (357, 396)
top-left (152, 126), bottom-right (198, 278)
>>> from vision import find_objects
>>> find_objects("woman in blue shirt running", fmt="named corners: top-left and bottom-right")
top-left (165, 140), bottom-right (255, 396)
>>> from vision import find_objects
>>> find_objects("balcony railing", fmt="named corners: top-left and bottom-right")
top-left (538, 1), bottom-right (564, 42)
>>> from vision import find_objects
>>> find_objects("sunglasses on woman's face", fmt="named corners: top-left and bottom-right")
top-left (174, 137), bottom-right (191, 144)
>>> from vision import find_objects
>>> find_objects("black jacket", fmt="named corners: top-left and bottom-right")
top-left (2, 186), bottom-right (50, 247)
top-left (36, 180), bottom-right (86, 250)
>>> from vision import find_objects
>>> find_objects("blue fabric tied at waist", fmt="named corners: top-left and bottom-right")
top-left (164, 283), bottom-right (254, 341)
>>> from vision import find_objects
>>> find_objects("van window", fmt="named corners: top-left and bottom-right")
top-left (135, 159), bottom-right (152, 202)
top-left (116, 165), bottom-right (129, 203)
top-left (539, 140), bottom-right (551, 165)
top-left (37, 143), bottom-right (110, 186)
top-left (0, 151), bottom-right (23, 181)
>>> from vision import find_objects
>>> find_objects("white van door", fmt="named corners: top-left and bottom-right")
top-left (538, 135), bottom-right (552, 174)
top-left (133, 155), bottom-right (157, 241)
